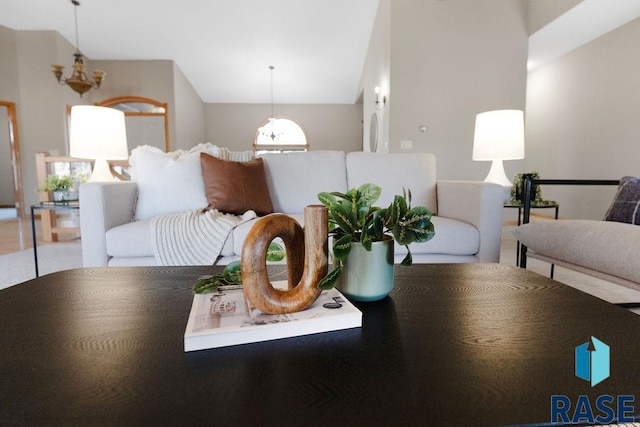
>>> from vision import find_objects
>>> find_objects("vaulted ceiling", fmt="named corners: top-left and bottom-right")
top-left (3, 1), bottom-right (640, 104)
top-left (1, 0), bottom-right (379, 104)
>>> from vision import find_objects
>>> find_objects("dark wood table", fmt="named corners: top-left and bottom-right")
top-left (1, 264), bottom-right (639, 426)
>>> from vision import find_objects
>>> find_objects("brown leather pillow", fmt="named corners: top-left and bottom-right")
top-left (200, 153), bottom-right (274, 216)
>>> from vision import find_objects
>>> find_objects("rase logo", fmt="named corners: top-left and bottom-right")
top-left (550, 337), bottom-right (636, 424)
top-left (575, 336), bottom-right (610, 387)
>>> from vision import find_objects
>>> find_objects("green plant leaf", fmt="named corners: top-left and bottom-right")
top-left (317, 265), bottom-right (343, 290)
top-left (393, 223), bottom-right (417, 245)
top-left (266, 241), bottom-right (286, 261)
top-left (331, 202), bottom-right (358, 234)
top-left (357, 183), bottom-right (381, 207)
top-left (332, 234), bottom-right (353, 261)
top-left (389, 195), bottom-right (408, 225)
top-left (317, 192), bottom-right (336, 207)
top-left (401, 206), bottom-right (435, 243)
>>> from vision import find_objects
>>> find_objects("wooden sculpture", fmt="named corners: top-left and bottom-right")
top-left (241, 205), bottom-right (328, 314)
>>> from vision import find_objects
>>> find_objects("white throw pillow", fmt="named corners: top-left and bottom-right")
top-left (130, 146), bottom-right (208, 220)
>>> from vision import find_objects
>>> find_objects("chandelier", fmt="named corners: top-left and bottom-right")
top-left (258, 66), bottom-right (283, 142)
top-left (52, 0), bottom-right (105, 97)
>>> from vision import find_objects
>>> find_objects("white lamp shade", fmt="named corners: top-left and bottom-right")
top-left (69, 105), bottom-right (128, 182)
top-left (69, 106), bottom-right (128, 161)
top-left (472, 109), bottom-right (525, 161)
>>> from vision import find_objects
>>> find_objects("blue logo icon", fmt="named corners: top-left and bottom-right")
top-left (575, 336), bottom-right (610, 386)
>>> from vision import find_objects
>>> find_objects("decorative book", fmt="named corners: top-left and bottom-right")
top-left (184, 282), bottom-right (362, 352)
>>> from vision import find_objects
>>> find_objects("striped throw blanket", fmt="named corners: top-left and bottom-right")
top-left (151, 209), bottom-right (256, 265)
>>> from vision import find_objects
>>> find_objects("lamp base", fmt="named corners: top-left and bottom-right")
top-left (88, 158), bottom-right (115, 182)
top-left (483, 160), bottom-right (512, 201)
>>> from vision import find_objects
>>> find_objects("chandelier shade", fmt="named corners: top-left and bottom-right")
top-left (258, 66), bottom-right (283, 142)
top-left (52, 0), bottom-right (105, 97)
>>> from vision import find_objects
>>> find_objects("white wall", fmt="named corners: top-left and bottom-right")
top-left (388, 0), bottom-right (528, 181)
top-left (204, 103), bottom-right (362, 152)
top-left (359, 0), bottom-right (390, 153)
top-left (525, 17), bottom-right (640, 219)
top-left (523, 0), bottom-right (583, 35)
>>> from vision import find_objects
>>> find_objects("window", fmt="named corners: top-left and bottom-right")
top-left (254, 118), bottom-right (308, 155)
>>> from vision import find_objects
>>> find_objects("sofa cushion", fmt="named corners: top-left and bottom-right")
top-left (260, 151), bottom-right (347, 214)
top-left (106, 219), bottom-right (234, 259)
top-left (395, 216), bottom-right (479, 256)
top-left (232, 213), bottom-right (305, 256)
top-left (346, 152), bottom-right (438, 214)
top-left (200, 153), bottom-right (274, 216)
top-left (130, 146), bottom-right (207, 221)
top-left (512, 219), bottom-right (640, 284)
top-left (604, 176), bottom-right (640, 225)
top-left (231, 214), bottom-right (476, 258)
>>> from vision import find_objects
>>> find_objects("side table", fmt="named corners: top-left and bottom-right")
top-left (505, 202), bottom-right (559, 277)
top-left (30, 202), bottom-right (80, 277)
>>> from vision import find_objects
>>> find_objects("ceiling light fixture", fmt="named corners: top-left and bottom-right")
top-left (258, 65), bottom-right (283, 142)
top-left (52, 0), bottom-right (105, 97)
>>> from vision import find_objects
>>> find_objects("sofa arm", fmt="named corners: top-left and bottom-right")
top-left (436, 181), bottom-right (504, 262)
top-left (79, 181), bottom-right (138, 267)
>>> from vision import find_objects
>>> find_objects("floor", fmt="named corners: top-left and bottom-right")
top-left (0, 208), bottom-right (38, 255)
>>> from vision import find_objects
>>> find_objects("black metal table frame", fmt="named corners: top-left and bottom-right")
top-left (30, 202), bottom-right (80, 278)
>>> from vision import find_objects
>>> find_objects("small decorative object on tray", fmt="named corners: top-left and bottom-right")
top-left (241, 205), bottom-right (328, 314)
top-left (184, 281), bottom-right (362, 352)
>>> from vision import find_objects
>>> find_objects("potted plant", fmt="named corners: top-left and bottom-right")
top-left (39, 174), bottom-right (79, 202)
top-left (317, 183), bottom-right (435, 301)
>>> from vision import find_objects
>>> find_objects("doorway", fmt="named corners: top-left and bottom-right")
top-left (0, 101), bottom-right (24, 219)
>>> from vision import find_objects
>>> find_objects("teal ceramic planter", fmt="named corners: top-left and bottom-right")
top-left (336, 237), bottom-right (394, 302)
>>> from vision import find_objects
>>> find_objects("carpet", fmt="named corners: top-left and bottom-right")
top-left (0, 243), bottom-right (82, 291)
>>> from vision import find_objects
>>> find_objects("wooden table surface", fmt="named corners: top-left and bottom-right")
top-left (1, 264), bottom-right (639, 426)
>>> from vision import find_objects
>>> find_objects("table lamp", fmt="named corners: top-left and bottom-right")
top-left (69, 105), bottom-right (128, 182)
top-left (473, 109), bottom-right (524, 191)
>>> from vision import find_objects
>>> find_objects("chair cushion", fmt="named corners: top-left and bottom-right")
top-left (512, 219), bottom-right (640, 284)
top-left (604, 176), bottom-right (640, 225)
top-left (200, 153), bottom-right (273, 216)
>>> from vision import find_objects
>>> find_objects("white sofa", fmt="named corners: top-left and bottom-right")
top-left (80, 150), bottom-right (505, 267)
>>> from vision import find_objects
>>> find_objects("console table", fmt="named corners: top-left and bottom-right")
top-left (1, 264), bottom-right (639, 425)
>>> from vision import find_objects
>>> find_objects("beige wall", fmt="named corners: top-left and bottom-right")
top-left (172, 62), bottom-right (205, 150)
top-left (386, 0), bottom-right (528, 181)
top-left (0, 24), bottom-right (208, 214)
top-left (525, 17), bottom-right (640, 219)
top-left (204, 103), bottom-right (362, 153)
top-left (92, 60), bottom-right (178, 149)
top-left (12, 30), bottom-right (83, 211)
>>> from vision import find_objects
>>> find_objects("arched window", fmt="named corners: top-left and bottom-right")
top-left (254, 118), bottom-right (309, 155)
